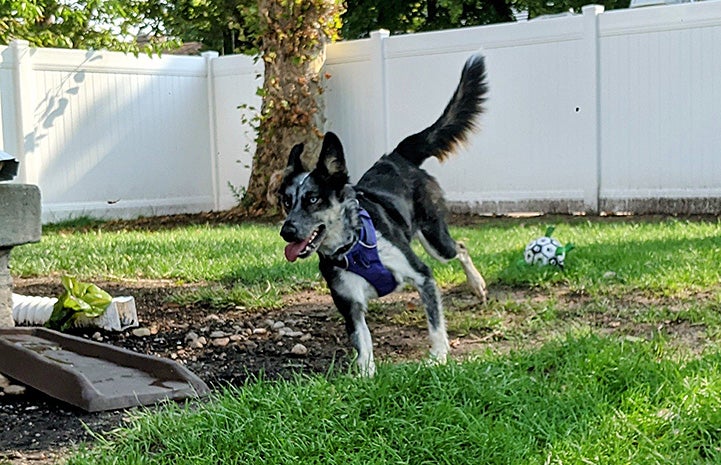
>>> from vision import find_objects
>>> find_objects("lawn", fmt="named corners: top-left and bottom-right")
top-left (9, 215), bottom-right (721, 464)
top-left (12, 216), bottom-right (721, 298)
top-left (64, 334), bottom-right (721, 465)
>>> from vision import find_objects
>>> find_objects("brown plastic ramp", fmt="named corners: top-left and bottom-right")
top-left (0, 327), bottom-right (210, 412)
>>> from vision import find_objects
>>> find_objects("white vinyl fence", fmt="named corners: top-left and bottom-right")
top-left (1, 1), bottom-right (720, 222)
top-left (324, 1), bottom-right (721, 214)
top-left (0, 43), bottom-right (262, 222)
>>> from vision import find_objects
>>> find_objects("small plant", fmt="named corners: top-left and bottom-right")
top-left (46, 276), bottom-right (112, 331)
top-left (227, 181), bottom-right (247, 205)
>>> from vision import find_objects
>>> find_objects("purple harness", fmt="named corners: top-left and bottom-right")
top-left (337, 209), bottom-right (398, 297)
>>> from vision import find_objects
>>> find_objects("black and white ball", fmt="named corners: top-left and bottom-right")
top-left (524, 236), bottom-right (566, 268)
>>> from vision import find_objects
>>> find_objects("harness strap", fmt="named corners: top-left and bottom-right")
top-left (322, 209), bottom-right (398, 297)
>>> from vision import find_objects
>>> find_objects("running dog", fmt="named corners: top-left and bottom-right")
top-left (279, 53), bottom-right (488, 376)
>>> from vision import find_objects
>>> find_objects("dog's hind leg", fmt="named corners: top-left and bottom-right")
top-left (455, 241), bottom-right (487, 303)
top-left (417, 225), bottom-right (487, 303)
top-left (418, 274), bottom-right (450, 364)
top-left (403, 251), bottom-right (450, 363)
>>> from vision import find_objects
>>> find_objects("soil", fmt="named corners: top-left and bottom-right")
top-left (1, 213), bottom-right (716, 464)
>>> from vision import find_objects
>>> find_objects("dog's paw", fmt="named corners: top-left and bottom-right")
top-left (466, 273), bottom-right (487, 304)
top-left (427, 351), bottom-right (448, 366)
top-left (456, 241), bottom-right (488, 304)
top-left (356, 358), bottom-right (376, 378)
top-left (428, 342), bottom-right (449, 365)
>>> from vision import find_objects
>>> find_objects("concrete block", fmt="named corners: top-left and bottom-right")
top-left (0, 250), bottom-right (13, 328)
top-left (0, 184), bottom-right (41, 248)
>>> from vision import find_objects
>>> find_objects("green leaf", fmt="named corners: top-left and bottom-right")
top-left (45, 276), bottom-right (113, 331)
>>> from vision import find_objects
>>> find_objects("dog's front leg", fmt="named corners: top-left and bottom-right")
top-left (332, 292), bottom-right (376, 377)
top-left (349, 305), bottom-right (376, 377)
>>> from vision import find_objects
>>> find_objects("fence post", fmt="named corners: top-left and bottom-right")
top-left (9, 40), bottom-right (37, 185)
top-left (202, 51), bottom-right (220, 211)
top-left (582, 5), bottom-right (604, 213)
top-left (370, 30), bottom-right (390, 154)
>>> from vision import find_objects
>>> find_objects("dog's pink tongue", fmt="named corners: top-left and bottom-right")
top-left (284, 239), bottom-right (310, 262)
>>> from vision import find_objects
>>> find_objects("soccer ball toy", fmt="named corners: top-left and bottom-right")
top-left (524, 226), bottom-right (574, 269)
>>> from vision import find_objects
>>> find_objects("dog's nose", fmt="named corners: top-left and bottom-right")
top-left (280, 222), bottom-right (298, 242)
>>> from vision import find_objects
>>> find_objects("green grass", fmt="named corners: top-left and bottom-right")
top-left (12, 223), bottom-right (320, 286)
top-left (11, 217), bottom-right (721, 299)
top-left (67, 334), bottom-right (721, 465)
top-left (448, 217), bottom-right (721, 296)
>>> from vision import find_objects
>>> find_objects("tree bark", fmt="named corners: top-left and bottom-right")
top-left (243, 0), bottom-right (343, 215)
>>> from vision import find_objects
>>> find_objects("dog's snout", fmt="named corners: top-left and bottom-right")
top-left (280, 221), bottom-right (298, 242)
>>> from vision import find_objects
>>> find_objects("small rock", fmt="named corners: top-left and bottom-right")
top-left (300, 333), bottom-right (312, 342)
top-left (212, 337), bottom-right (230, 347)
top-left (4, 384), bottom-right (26, 395)
top-left (209, 330), bottom-right (227, 339)
top-left (282, 330), bottom-right (304, 338)
top-left (132, 328), bottom-right (152, 337)
top-left (0, 374), bottom-right (10, 388)
top-left (185, 331), bottom-right (199, 343)
top-left (197, 336), bottom-right (208, 345)
top-left (272, 321), bottom-right (286, 330)
top-left (205, 314), bottom-right (221, 322)
top-left (170, 353), bottom-right (178, 360)
top-left (188, 340), bottom-right (204, 349)
top-left (263, 319), bottom-right (275, 328)
top-left (245, 341), bottom-right (258, 350)
top-left (92, 332), bottom-right (103, 341)
top-left (603, 271), bottom-right (617, 279)
top-left (229, 334), bottom-right (244, 342)
top-left (253, 328), bottom-right (268, 335)
top-left (290, 343), bottom-right (308, 356)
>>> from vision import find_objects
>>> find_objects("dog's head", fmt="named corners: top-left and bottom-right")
top-left (278, 132), bottom-right (358, 262)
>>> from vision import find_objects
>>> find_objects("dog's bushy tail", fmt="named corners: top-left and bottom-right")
top-left (394, 53), bottom-right (487, 166)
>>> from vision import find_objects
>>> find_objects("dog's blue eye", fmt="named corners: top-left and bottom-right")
top-left (308, 196), bottom-right (319, 204)
top-left (282, 196), bottom-right (292, 209)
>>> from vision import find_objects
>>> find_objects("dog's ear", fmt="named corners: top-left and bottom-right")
top-left (315, 132), bottom-right (348, 187)
top-left (286, 143), bottom-right (305, 174)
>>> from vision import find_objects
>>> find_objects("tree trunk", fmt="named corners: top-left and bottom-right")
top-left (243, 0), bottom-right (343, 215)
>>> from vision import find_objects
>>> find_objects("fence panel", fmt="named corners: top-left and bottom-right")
top-left (324, 36), bottom-right (387, 179)
top-left (389, 15), bottom-right (597, 214)
top-left (210, 54), bottom-right (263, 211)
top-left (324, 11), bottom-right (603, 214)
top-left (598, 1), bottom-right (721, 213)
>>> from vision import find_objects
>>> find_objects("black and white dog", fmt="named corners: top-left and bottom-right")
top-left (279, 53), bottom-right (488, 376)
